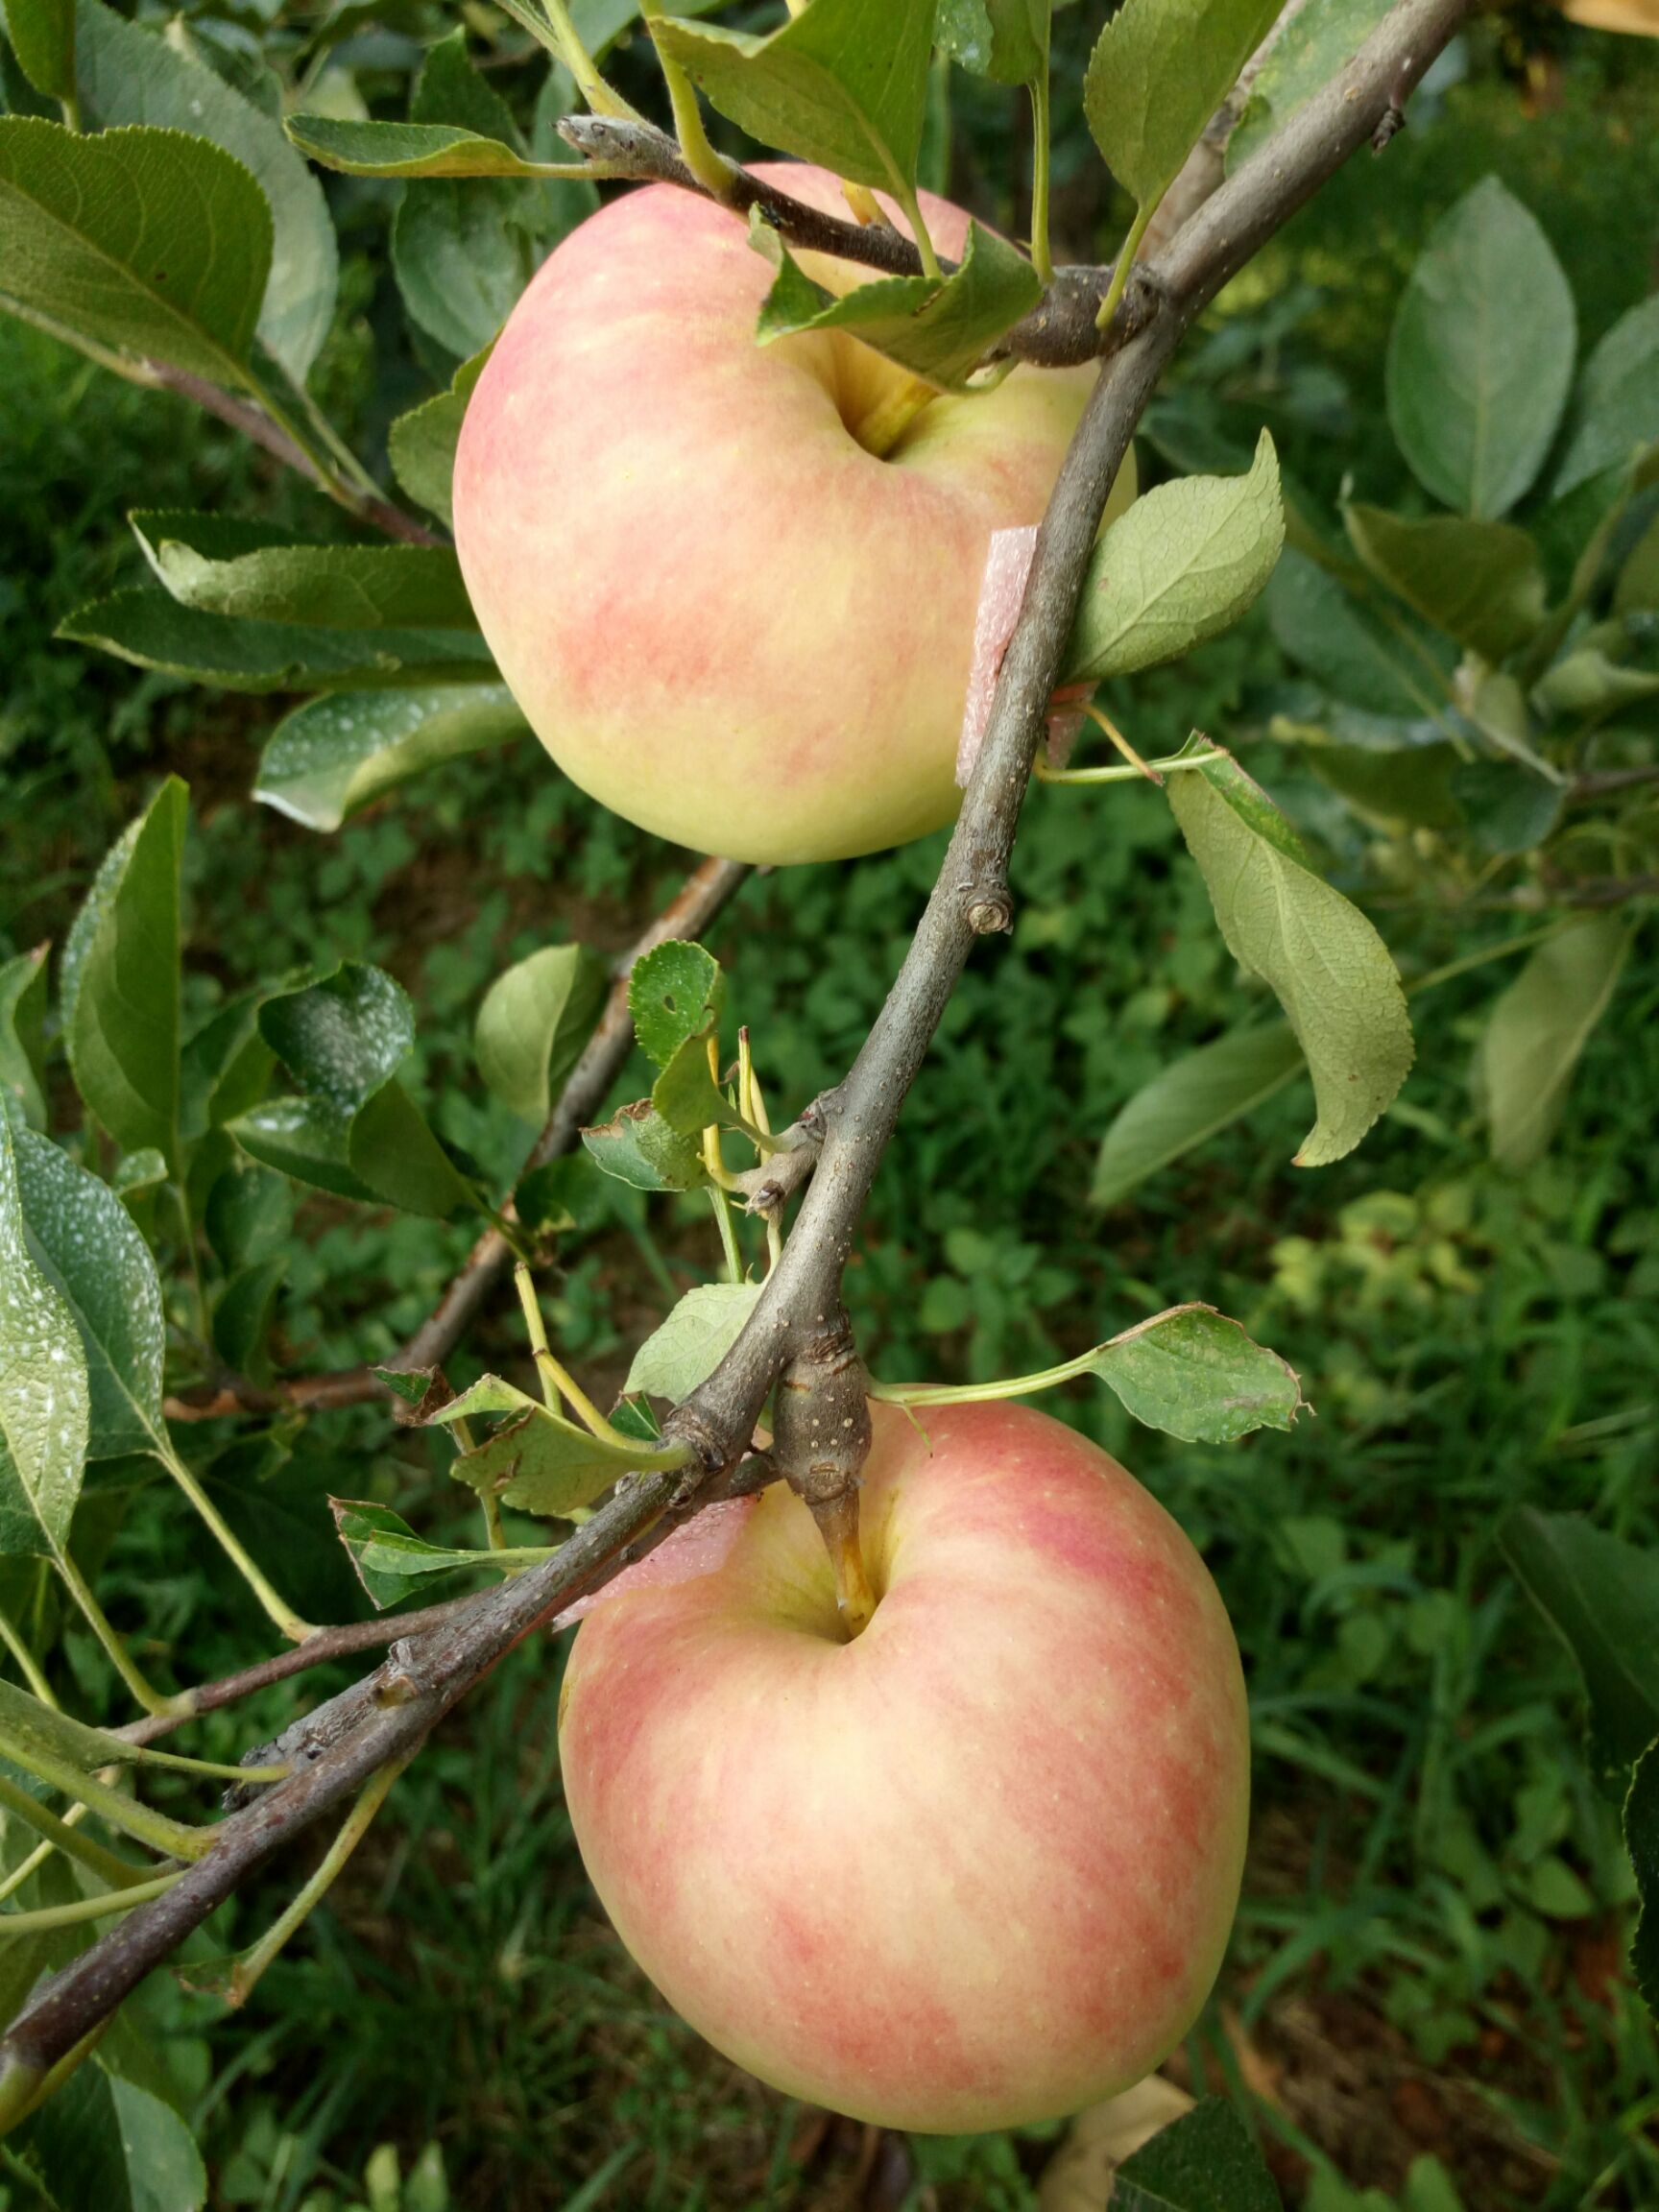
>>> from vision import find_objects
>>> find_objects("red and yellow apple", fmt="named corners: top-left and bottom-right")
top-left (557, 1401), bottom-right (1249, 2132)
top-left (454, 168), bottom-right (1134, 866)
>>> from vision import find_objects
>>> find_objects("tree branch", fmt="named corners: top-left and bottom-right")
top-left (0, 0), bottom-right (1473, 2114)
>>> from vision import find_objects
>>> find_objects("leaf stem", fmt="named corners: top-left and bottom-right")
top-left (155, 1442), bottom-right (314, 1645)
top-left (1027, 70), bottom-right (1053, 286)
top-left (1094, 203), bottom-right (1153, 332)
top-left (228, 1757), bottom-right (406, 2004)
top-left (641, 0), bottom-right (737, 198)
top-left (542, 0), bottom-right (642, 119)
top-left (1036, 747), bottom-right (1227, 786)
top-left (54, 1556), bottom-right (175, 1719)
top-left (708, 1184), bottom-right (743, 1286)
top-left (871, 1350), bottom-right (1098, 1410)
top-left (0, 1610), bottom-right (55, 1709)
top-left (0, 1872), bottom-right (182, 1937)
top-left (891, 179), bottom-right (942, 280)
top-left (514, 1264), bottom-right (617, 1441)
top-left (0, 1775), bottom-right (144, 1891)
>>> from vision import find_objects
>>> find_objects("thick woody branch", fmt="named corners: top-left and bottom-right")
top-left (0, 0), bottom-right (1472, 2111)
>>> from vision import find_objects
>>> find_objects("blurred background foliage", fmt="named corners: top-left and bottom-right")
top-left (1, 1), bottom-right (1658, 2207)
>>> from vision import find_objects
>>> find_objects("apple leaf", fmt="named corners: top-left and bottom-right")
top-left (389, 346), bottom-right (493, 530)
top-left (14, 2058), bottom-right (206, 2212)
top-left (57, 590), bottom-right (496, 691)
top-left (287, 112), bottom-right (598, 180)
top-left (255, 683), bottom-right (527, 834)
top-left (434, 1383), bottom-right (682, 1519)
top-left (583, 1101), bottom-right (708, 1193)
top-left (0, 945), bottom-right (51, 1132)
top-left (474, 944), bottom-right (608, 1126)
top-left (1226, 0), bottom-right (1394, 173)
top-left (1086, 1304), bottom-right (1305, 1445)
top-left (61, 776), bottom-right (184, 1173)
top-left (626, 1283), bottom-right (762, 1404)
top-left (12, 1125), bottom-right (166, 1461)
top-left (1063, 430), bottom-right (1283, 683)
top-left (1554, 293), bottom-right (1659, 497)
top-left (1472, 917), bottom-right (1630, 1172)
top-left (1502, 1507), bottom-right (1659, 1789)
top-left (1084, 0), bottom-right (1281, 211)
top-left (752, 212), bottom-right (1042, 392)
top-left (1167, 741), bottom-right (1414, 1167)
top-left (2, 0), bottom-right (73, 103)
top-left (1629, 1743), bottom-right (1658, 2019)
top-left (654, 0), bottom-right (938, 197)
top-left (1617, 510), bottom-right (1659, 616)
top-left (232, 966), bottom-right (482, 1218)
top-left (629, 941), bottom-right (724, 1068)
top-left (75, 0), bottom-right (337, 388)
top-left (1386, 176), bottom-right (1576, 520)
top-left (0, 115), bottom-right (271, 385)
top-left (1092, 1022), bottom-right (1304, 1209)
top-left (936, 0), bottom-right (1048, 85)
top-left (1264, 550), bottom-right (1452, 723)
top-left (651, 1037), bottom-right (735, 1138)
top-left (0, 1112), bottom-right (90, 1562)
top-left (1341, 505), bottom-right (1547, 664)
top-left (129, 515), bottom-right (474, 631)
top-left (1114, 2094), bottom-right (1283, 2212)
top-left (330, 1498), bottom-right (504, 1609)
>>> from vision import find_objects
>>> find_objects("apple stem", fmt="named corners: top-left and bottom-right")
top-left (812, 1490), bottom-right (876, 1640)
top-left (849, 374), bottom-right (940, 461)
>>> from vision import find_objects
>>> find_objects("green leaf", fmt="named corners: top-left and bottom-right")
top-left (62, 777), bottom-right (183, 1173)
top-left (180, 990), bottom-right (278, 1143)
top-left (625, 1282), bottom-right (762, 1403)
top-left (1473, 917), bottom-right (1629, 1172)
top-left (0, 115), bottom-right (270, 383)
top-left (129, 514), bottom-right (473, 630)
top-left (628, 940), bottom-right (724, 1068)
top-left (12, 1125), bottom-right (165, 1459)
top-left (1225, 0), bottom-right (1393, 172)
top-left (226, 1094), bottom-right (380, 1204)
top-left (0, 946), bottom-right (50, 1131)
top-left (1084, 0), bottom-right (1281, 210)
top-left (1, 0), bottom-right (73, 103)
top-left (212, 1258), bottom-right (285, 1385)
top-left (204, 1160), bottom-right (291, 1270)
top-left (255, 684), bottom-right (526, 833)
top-left (1554, 294), bottom-right (1659, 497)
top-left (1167, 742), bottom-right (1414, 1166)
top-left (1386, 177), bottom-right (1576, 520)
top-left (289, 112), bottom-right (596, 180)
top-left (582, 1102), bottom-right (708, 1192)
top-left (330, 1498), bottom-right (494, 1609)
top-left (1616, 509), bottom-right (1659, 616)
top-left (1264, 551), bottom-right (1452, 723)
top-left (1342, 505), bottom-right (1547, 664)
top-left (75, 0), bottom-right (337, 387)
top-left (436, 1383), bottom-right (679, 1519)
top-left (347, 1078), bottom-right (481, 1219)
top-left (392, 29), bottom-right (595, 361)
top-left (936, 0), bottom-right (1047, 84)
top-left (1114, 2095), bottom-right (1283, 2212)
top-left (1447, 759), bottom-right (1560, 857)
top-left (654, 0), bottom-right (938, 197)
top-left (1091, 1022), bottom-right (1303, 1209)
top-left (1501, 1507), bottom-right (1659, 1786)
top-left (474, 944), bottom-right (607, 1125)
top-left (651, 1035), bottom-right (734, 1137)
top-left (1062, 430), bottom-right (1283, 683)
top-left (388, 346), bottom-right (492, 530)
top-left (1628, 1742), bottom-right (1657, 2019)
top-left (1086, 1304), bottom-right (1304, 1444)
top-left (16, 2058), bottom-right (206, 2212)
top-left (0, 1113), bottom-right (89, 1560)
top-left (58, 590), bottom-right (495, 692)
top-left (751, 213), bottom-right (1042, 391)
top-left (1311, 744), bottom-right (1462, 832)
top-left (259, 964), bottom-right (413, 1112)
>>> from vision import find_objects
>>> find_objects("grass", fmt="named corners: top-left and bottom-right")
top-left (2, 49), bottom-right (1658, 2212)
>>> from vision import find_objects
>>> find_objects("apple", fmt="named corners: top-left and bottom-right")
top-left (453, 167), bottom-right (1134, 866)
top-left (557, 1400), bottom-right (1249, 2132)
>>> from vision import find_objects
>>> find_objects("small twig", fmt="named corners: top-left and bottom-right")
top-left (1568, 764), bottom-right (1659, 802)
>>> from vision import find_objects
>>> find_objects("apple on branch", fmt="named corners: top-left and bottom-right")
top-left (557, 1400), bottom-right (1249, 2131)
top-left (454, 168), bottom-right (1135, 866)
